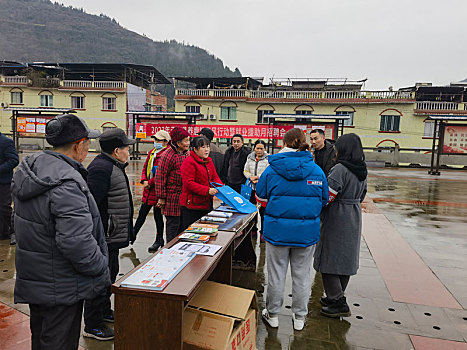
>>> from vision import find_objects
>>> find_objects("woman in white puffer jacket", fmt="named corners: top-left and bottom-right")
top-left (243, 140), bottom-right (269, 240)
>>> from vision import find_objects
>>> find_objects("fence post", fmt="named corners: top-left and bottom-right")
top-left (392, 145), bottom-right (400, 166)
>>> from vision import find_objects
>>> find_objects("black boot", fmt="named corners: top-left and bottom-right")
top-left (320, 296), bottom-right (351, 318)
top-left (320, 296), bottom-right (331, 307)
top-left (148, 231), bottom-right (164, 253)
top-left (148, 240), bottom-right (163, 253)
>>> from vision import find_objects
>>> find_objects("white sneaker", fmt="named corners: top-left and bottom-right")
top-left (262, 309), bottom-right (279, 328)
top-left (292, 313), bottom-right (305, 331)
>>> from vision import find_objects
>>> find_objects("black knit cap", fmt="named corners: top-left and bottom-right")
top-left (197, 127), bottom-right (214, 141)
top-left (46, 114), bottom-right (100, 147)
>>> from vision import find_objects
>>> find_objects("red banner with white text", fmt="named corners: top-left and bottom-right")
top-left (135, 123), bottom-right (295, 139)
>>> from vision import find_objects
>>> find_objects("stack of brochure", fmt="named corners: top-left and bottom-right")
top-left (185, 225), bottom-right (218, 236)
top-left (121, 249), bottom-right (195, 291)
top-left (207, 210), bottom-right (233, 218)
top-left (200, 216), bottom-right (227, 223)
top-left (179, 232), bottom-right (211, 243)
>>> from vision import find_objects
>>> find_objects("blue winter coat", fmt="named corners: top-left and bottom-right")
top-left (255, 150), bottom-right (329, 247)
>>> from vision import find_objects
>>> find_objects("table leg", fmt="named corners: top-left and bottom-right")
top-left (209, 243), bottom-right (233, 285)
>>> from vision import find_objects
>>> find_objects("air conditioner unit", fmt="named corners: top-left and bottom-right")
top-left (209, 114), bottom-right (216, 120)
top-left (200, 114), bottom-right (208, 120)
top-left (1, 102), bottom-right (8, 108)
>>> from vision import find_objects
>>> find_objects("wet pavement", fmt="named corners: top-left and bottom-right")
top-left (1, 153), bottom-right (467, 349)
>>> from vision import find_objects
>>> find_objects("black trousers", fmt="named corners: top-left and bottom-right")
top-left (84, 249), bottom-right (119, 329)
top-left (229, 183), bottom-right (242, 194)
top-left (165, 215), bottom-right (181, 243)
top-left (0, 183), bottom-right (12, 237)
top-left (30, 300), bottom-right (83, 350)
top-left (179, 207), bottom-right (210, 233)
top-left (321, 273), bottom-right (350, 301)
top-left (133, 202), bottom-right (164, 243)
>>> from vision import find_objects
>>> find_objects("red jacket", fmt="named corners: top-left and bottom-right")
top-left (140, 147), bottom-right (168, 206)
top-left (180, 152), bottom-right (222, 210)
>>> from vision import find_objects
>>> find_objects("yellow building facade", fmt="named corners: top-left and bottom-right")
top-left (174, 81), bottom-right (467, 149)
top-left (0, 77), bottom-right (127, 134)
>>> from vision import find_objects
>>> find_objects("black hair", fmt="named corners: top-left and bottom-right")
top-left (232, 133), bottom-right (244, 141)
top-left (101, 143), bottom-right (127, 154)
top-left (254, 140), bottom-right (266, 148)
top-left (190, 135), bottom-right (210, 150)
top-left (310, 128), bottom-right (325, 136)
top-left (283, 128), bottom-right (310, 152)
top-left (335, 133), bottom-right (365, 163)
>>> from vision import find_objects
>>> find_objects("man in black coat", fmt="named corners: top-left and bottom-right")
top-left (83, 128), bottom-right (135, 341)
top-left (221, 134), bottom-right (251, 193)
top-left (310, 128), bottom-right (336, 177)
top-left (11, 114), bottom-right (110, 349)
top-left (0, 132), bottom-right (19, 241)
top-left (197, 127), bottom-right (224, 177)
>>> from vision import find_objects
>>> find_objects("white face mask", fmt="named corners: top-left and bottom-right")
top-left (154, 142), bottom-right (163, 150)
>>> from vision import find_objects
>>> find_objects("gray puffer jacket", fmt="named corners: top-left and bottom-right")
top-left (12, 151), bottom-right (110, 306)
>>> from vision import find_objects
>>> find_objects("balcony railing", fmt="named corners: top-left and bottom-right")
top-left (250, 91), bottom-right (285, 99)
top-left (176, 89), bottom-right (414, 100)
top-left (213, 89), bottom-right (246, 97)
top-left (1, 76), bottom-right (29, 84)
top-left (62, 80), bottom-right (125, 89)
top-left (416, 101), bottom-right (459, 110)
top-left (285, 91), bottom-right (322, 99)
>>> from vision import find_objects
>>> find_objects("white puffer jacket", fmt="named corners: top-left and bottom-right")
top-left (243, 152), bottom-right (269, 189)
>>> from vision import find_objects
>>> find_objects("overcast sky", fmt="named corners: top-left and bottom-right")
top-left (59, 0), bottom-right (467, 90)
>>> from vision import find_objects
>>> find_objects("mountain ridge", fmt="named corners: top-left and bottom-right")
top-left (0, 0), bottom-right (241, 79)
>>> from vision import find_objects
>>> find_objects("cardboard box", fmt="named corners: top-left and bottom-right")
top-left (183, 281), bottom-right (258, 350)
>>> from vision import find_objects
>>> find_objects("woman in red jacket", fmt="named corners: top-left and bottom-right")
top-left (132, 130), bottom-right (170, 252)
top-left (180, 136), bottom-right (223, 232)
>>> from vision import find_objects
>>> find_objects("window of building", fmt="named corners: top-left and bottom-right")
top-left (380, 115), bottom-right (400, 132)
top-left (257, 110), bottom-right (274, 124)
top-left (336, 111), bottom-right (354, 126)
top-left (220, 106), bottom-right (237, 120)
top-left (40, 94), bottom-right (53, 107)
top-left (186, 105), bottom-right (200, 113)
top-left (11, 91), bottom-right (23, 104)
top-left (423, 121), bottom-right (439, 138)
top-left (102, 97), bottom-right (116, 110)
top-left (295, 110), bottom-right (312, 122)
top-left (71, 96), bottom-right (85, 109)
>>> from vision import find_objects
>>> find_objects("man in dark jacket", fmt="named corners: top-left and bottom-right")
top-left (197, 127), bottom-right (224, 177)
top-left (221, 134), bottom-right (251, 193)
top-left (83, 128), bottom-right (135, 340)
top-left (310, 128), bottom-right (336, 177)
top-left (11, 114), bottom-right (110, 349)
top-left (0, 132), bottom-right (19, 241)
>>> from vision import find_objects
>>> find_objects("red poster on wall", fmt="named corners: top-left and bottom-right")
top-left (443, 125), bottom-right (467, 154)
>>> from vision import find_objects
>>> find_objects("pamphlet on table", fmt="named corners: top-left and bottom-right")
top-left (170, 242), bottom-right (222, 256)
top-left (121, 249), bottom-right (195, 291)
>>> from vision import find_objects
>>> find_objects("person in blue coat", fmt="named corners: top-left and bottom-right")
top-left (256, 128), bottom-right (328, 331)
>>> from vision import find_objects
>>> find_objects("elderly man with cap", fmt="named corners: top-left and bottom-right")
top-left (82, 127), bottom-right (136, 340)
top-left (155, 126), bottom-right (190, 242)
top-left (198, 127), bottom-right (224, 177)
top-left (132, 130), bottom-right (171, 252)
top-left (11, 114), bottom-right (110, 349)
